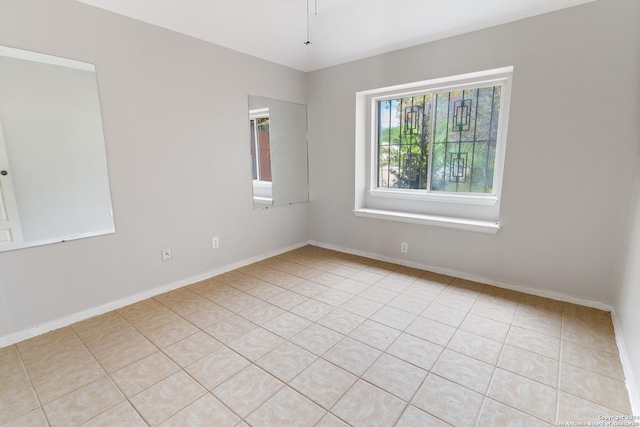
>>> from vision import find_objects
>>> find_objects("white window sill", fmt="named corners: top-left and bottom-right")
top-left (369, 189), bottom-right (499, 205)
top-left (353, 208), bottom-right (500, 234)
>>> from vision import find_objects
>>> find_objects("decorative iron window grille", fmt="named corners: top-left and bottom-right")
top-left (377, 84), bottom-right (502, 194)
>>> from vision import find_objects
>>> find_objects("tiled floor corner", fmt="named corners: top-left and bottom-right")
top-left (0, 245), bottom-right (633, 426)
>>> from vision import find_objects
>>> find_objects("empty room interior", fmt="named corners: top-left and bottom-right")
top-left (1, 0), bottom-right (639, 425)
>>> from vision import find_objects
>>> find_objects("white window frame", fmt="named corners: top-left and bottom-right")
top-left (354, 67), bottom-right (513, 234)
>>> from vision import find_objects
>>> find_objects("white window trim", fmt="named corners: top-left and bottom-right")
top-left (354, 67), bottom-right (513, 233)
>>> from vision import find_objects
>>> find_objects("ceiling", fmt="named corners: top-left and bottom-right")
top-left (77, 0), bottom-right (595, 72)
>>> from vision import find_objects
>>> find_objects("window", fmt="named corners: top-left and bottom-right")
top-left (354, 67), bottom-right (513, 233)
top-left (249, 107), bottom-right (273, 205)
top-left (249, 108), bottom-right (272, 183)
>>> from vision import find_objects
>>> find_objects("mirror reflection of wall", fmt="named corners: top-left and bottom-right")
top-left (0, 45), bottom-right (115, 252)
top-left (248, 96), bottom-right (308, 210)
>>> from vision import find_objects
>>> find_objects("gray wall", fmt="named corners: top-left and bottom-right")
top-left (307, 0), bottom-right (639, 305)
top-left (0, 0), bottom-right (309, 341)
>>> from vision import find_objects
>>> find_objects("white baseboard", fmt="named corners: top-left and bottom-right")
top-left (0, 241), bottom-right (308, 348)
top-left (309, 240), bottom-right (613, 311)
top-left (610, 311), bottom-right (640, 416)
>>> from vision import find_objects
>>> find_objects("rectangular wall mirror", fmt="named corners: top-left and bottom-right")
top-left (0, 45), bottom-right (115, 252)
top-left (248, 95), bottom-right (308, 209)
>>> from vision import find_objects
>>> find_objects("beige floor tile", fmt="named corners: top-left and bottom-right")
top-left (370, 306), bottom-right (417, 331)
top-left (123, 303), bottom-right (183, 334)
top-left (332, 380), bottom-right (406, 427)
top-left (386, 333), bottom-right (444, 371)
top-left (498, 344), bottom-right (558, 387)
top-left (376, 276), bottom-right (412, 292)
top-left (73, 313), bottom-right (140, 352)
top-left (561, 341), bottom-right (625, 380)
top-left (317, 308), bottom-right (365, 335)
top-left (333, 278), bottom-right (372, 295)
top-left (2, 408), bottom-right (48, 427)
top-left (32, 354), bottom-right (106, 403)
top-left (446, 278), bottom-right (486, 297)
top-left (395, 405), bottom-right (450, 427)
top-left (255, 269), bottom-right (307, 289)
top-left (111, 352), bottom-right (179, 397)
top-left (204, 314), bottom-right (256, 344)
top-left (217, 292), bottom-right (262, 313)
top-left (478, 398), bottom-right (552, 427)
top-left (213, 365), bottom-right (283, 417)
top-left (158, 394), bottom-right (240, 426)
top-left (238, 301), bottom-right (285, 324)
top-left (0, 380), bottom-right (39, 425)
top-left (153, 288), bottom-right (211, 315)
top-left (506, 326), bottom-right (560, 359)
top-left (431, 349), bottom-right (494, 394)
top-left (358, 286), bottom-right (398, 304)
top-left (80, 401), bottom-right (147, 427)
top-left (116, 298), bottom-right (165, 323)
top-left (263, 312), bottom-right (312, 339)
top-left (362, 354), bottom-right (427, 401)
top-left (402, 281), bottom-right (445, 301)
top-left (488, 368), bottom-right (556, 423)
top-left (4, 247), bottom-right (632, 427)
top-left (433, 291), bottom-right (476, 312)
top-left (460, 313), bottom-right (510, 342)
top-left (349, 319), bottom-right (401, 351)
top-left (560, 363), bottom-right (631, 413)
top-left (20, 333), bottom-right (92, 380)
top-left (512, 308), bottom-right (562, 338)
top-left (557, 391), bottom-right (630, 422)
top-left (90, 334), bottom-right (157, 373)
top-left (314, 289), bottom-right (355, 306)
top-left (180, 303), bottom-right (233, 329)
top-left (412, 374), bottom-right (484, 427)
top-left (43, 377), bottom-right (124, 427)
top-left (322, 337), bottom-right (381, 376)
top-left (290, 323), bottom-right (344, 355)
top-left (267, 289), bottom-right (309, 310)
top-left (244, 282), bottom-right (286, 300)
top-left (162, 331), bottom-right (222, 367)
top-left (227, 327), bottom-right (284, 361)
top-left (185, 346), bottom-right (249, 390)
top-left (349, 270), bottom-right (384, 285)
top-left (246, 386), bottom-right (326, 427)
top-left (339, 295), bottom-right (383, 318)
top-left (310, 271), bottom-right (347, 287)
top-left (470, 300), bottom-right (516, 324)
top-left (256, 341), bottom-right (317, 382)
top-left (130, 371), bottom-right (206, 425)
top-left (315, 413), bottom-right (350, 427)
top-left (142, 317), bottom-right (199, 348)
top-left (387, 293), bottom-right (432, 314)
top-left (291, 299), bottom-right (334, 321)
top-left (406, 316), bottom-right (456, 346)
top-left (290, 281), bottom-right (329, 299)
top-left (421, 303), bottom-right (467, 327)
top-left (290, 359), bottom-right (357, 409)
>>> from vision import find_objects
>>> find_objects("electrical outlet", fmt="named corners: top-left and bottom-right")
top-left (161, 248), bottom-right (172, 261)
top-left (212, 236), bottom-right (219, 249)
top-left (400, 242), bottom-right (408, 253)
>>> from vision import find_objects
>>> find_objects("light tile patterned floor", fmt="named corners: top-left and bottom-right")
top-left (0, 246), bottom-right (633, 426)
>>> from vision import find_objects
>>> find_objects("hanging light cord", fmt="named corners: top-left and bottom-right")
top-left (304, 0), bottom-right (312, 45)
top-left (304, 0), bottom-right (317, 45)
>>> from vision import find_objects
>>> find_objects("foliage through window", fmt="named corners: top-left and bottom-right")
top-left (377, 84), bottom-right (502, 194)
